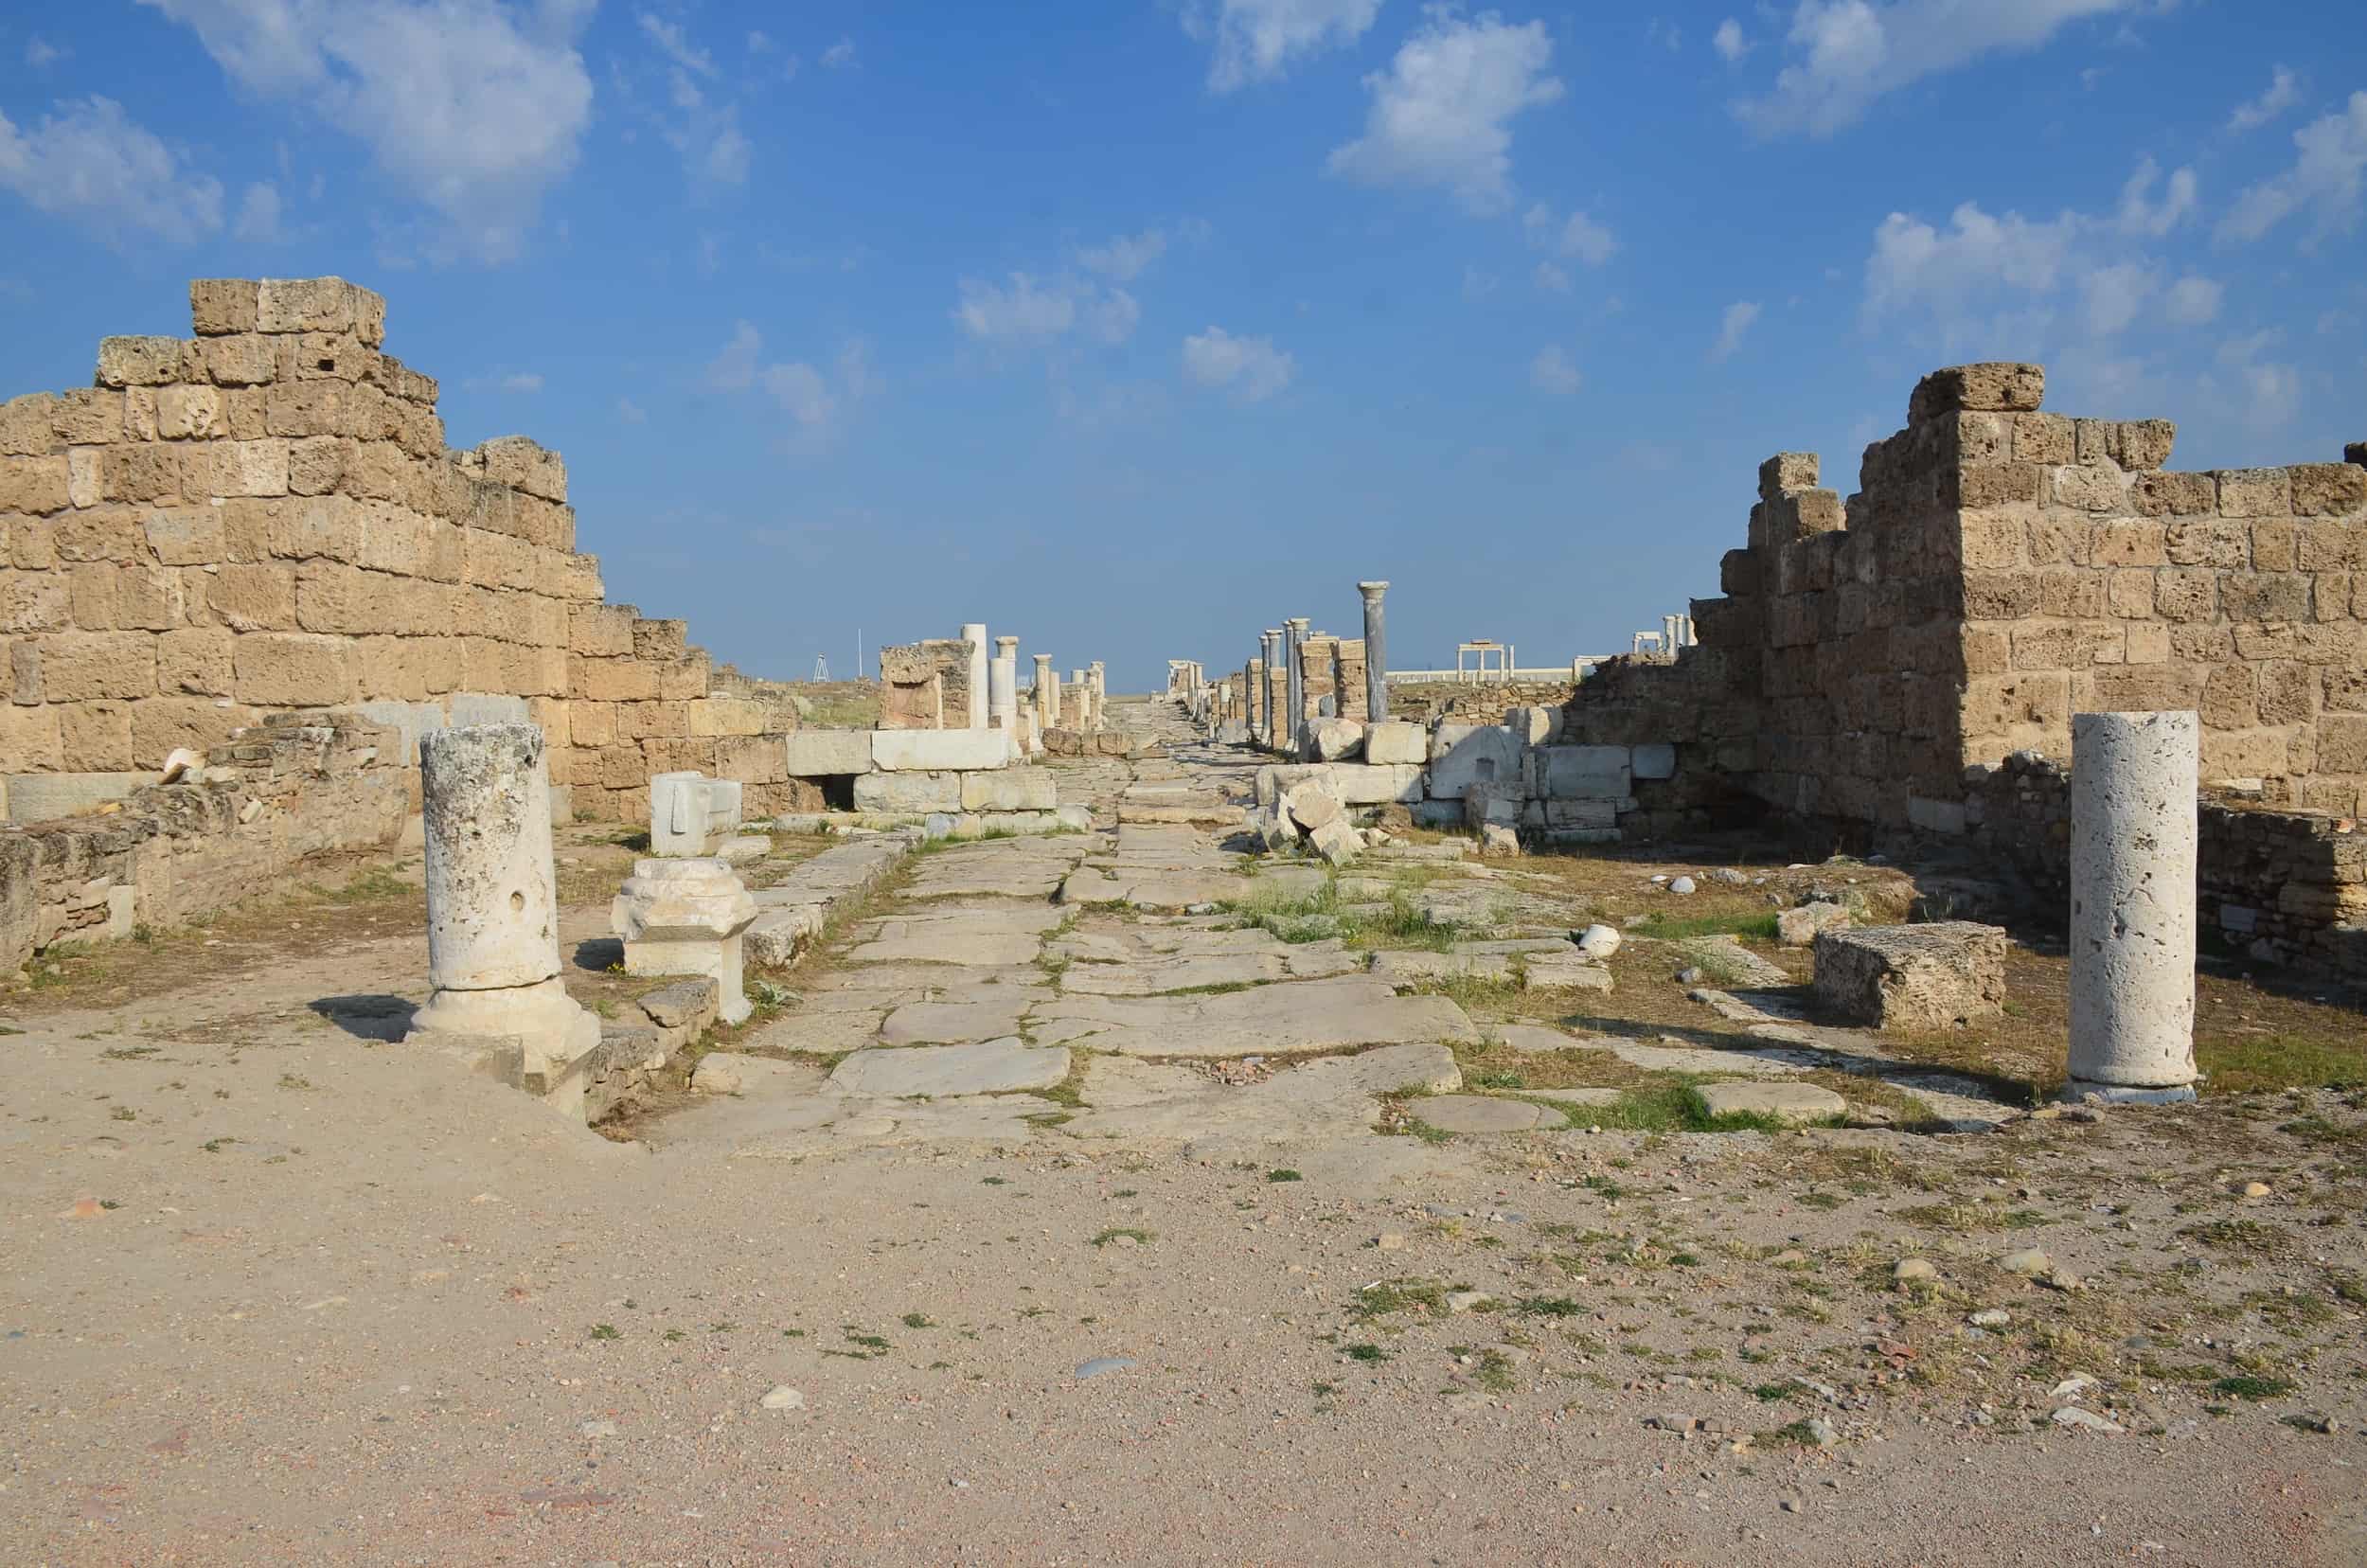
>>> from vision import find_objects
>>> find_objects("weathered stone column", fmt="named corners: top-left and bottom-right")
top-left (990, 636), bottom-right (1020, 731)
top-left (613, 858), bottom-right (760, 1025)
top-left (1034, 653), bottom-right (1058, 728)
top-left (407, 723), bottom-right (599, 1108)
top-left (1088, 662), bottom-right (1106, 730)
top-left (1285, 617), bottom-right (1310, 758)
top-left (959, 624), bottom-right (989, 729)
top-left (1358, 580), bottom-right (1390, 723)
top-left (2068, 710), bottom-right (2199, 1101)
top-left (1259, 632), bottom-right (1281, 747)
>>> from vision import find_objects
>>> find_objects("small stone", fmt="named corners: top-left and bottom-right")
top-left (1575, 922), bottom-right (1623, 960)
top-left (1676, 966), bottom-right (1705, 986)
top-left (2050, 1373), bottom-right (2099, 1399)
top-left (1647, 1413), bottom-right (1699, 1433)
top-left (1076, 1356), bottom-right (1137, 1380)
top-left (2049, 1406), bottom-right (2123, 1434)
top-left (1778, 1495), bottom-right (1803, 1514)
top-left (1375, 1232), bottom-right (1408, 1252)
top-left (1999, 1247), bottom-right (2052, 1277)
top-left (1184, 902), bottom-right (1218, 916)
top-left (1668, 876), bottom-right (1697, 895)
top-left (1893, 1258), bottom-right (1938, 1285)
top-left (1803, 1417), bottom-right (1839, 1448)
top-left (759, 1385), bottom-right (805, 1411)
top-left (578, 1418), bottom-right (618, 1438)
top-left (2241, 1181), bottom-right (2270, 1199)
top-left (2043, 1268), bottom-right (2084, 1292)
top-left (1711, 868), bottom-right (1747, 885)
top-left (1967, 1309), bottom-right (2011, 1328)
top-left (1769, 1249), bottom-right (1807, 1266)
top-left (690, 1054), bottom-right (746, 1095)
top-left (1446, 1291), bottom-right (1494, 1314)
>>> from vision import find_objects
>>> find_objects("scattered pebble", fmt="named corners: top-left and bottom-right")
top-left (1076, 1356), bottom-right (1136, 1380)
top-left (1668, 876), bottom-right (1698, 896)
top-left (2050, 1407), bottom-right (2124, 1434)
top-left (2241, 1181), bottom-right (2270, 1199)
top-left (1967, 1309), bottom-right (2011, 1328)
top-left (1375, 1232), bottom-right (1407, 1252)
top-left (759, 1385), bottom-right (805, 1412)
top-left (1999, 1247), bottom-right (2053, 1277)
top-left (578, 1418), bottom-right (618, 1438)
top-left (1446, 1291), bottom-right (1494, 1314)
top-left (1893, 1258), bottom-right (1938, 1285)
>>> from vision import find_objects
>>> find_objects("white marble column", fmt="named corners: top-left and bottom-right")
top-left (1358, 581), bottom-right (1389, 723)
top-left (2068, 710), bottom-right (2199, 1101)
top-left (990, 636), bottom-right (1020, 730)
top-left (959, 623), bottom-right (989, 729)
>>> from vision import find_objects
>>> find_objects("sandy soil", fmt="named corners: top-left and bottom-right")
top-left (4, 715), bottom-right (2362, 1566)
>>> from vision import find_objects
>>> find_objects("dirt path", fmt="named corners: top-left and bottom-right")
top-left (4, 707), bottom-right (2362, 1565)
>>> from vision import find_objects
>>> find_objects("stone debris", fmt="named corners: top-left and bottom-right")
top-left (1811, 922), bottom-right (2009, 1030)
top-left (1776, 900), bottom-right (1851, 946)
top-left (1695, 1080), bottom-right (1846, 1125)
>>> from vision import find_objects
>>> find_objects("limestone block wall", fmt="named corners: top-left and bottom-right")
top-left (879, 640), bottom-right (971, 729)
top-left (1393, 678), bottom-right (1576, 727)
top-left (0, 276), bottom-right (787, 829)
top-left (0, 709), bottom-right (407, 970)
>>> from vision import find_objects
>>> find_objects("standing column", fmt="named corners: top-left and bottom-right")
top-left (1358, 580), bottom-right (1390, 723)
top-left (1034, 653), bottom-right (1056, 729)
top-left (405, 723), bottom-right (599, 1108)
top-left (1089, 662), bottom-right (1106, 730)
top-left (990, 636), bottom-right (1020, 732)
top-left (1285, 616), bottom-right (1309, 759)
top-left (959, 624), bottom-right (989, 729)
top-left (1260, 632), bottom-right (1281, 748)
top-left (1044, 662), bottom-right (1063, 729)
top-left (2068, 710), bottom-right (2199, 1101)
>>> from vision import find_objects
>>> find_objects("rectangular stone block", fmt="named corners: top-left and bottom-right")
top-left (961, 770), bottom-right (1058, 811)
top-left (1363, 721), bottom-right (1426, 765)
top-left (783, 730), bottom-right (877, 776)
top-left (1322, 762), bottom-right (1424, 805)
top-left (852, 770), bottom-right (961, 812)
top-left (1427, 724), bottom-right (1524, 798)
top-left (871, 729), bottom-right (1008, 771)
top-left (1538, 745), bottom-right (1631, 800)
top-left (232, 631), bottom-right (352, 704)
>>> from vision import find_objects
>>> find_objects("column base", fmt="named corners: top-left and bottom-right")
top-left (2060, 1078), bottom-right (2198, 1106)
top-left (407, 975), bottom-right (604, 1120)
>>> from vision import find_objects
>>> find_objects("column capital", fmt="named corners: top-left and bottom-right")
top-left (1358, 580), bottom-right (1389, 597)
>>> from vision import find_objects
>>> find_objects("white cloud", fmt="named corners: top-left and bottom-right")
top-left (1710, 299), bottom-right (1761, 360)
top-left (2227, 65), bottom-right (2300, 134)
top-left (1183, 327), bottom-right (1295, 402)
top-left (2163, 275), bottom-right (2222, 326)
top-left (1522, 202), bottom-right (1617, 263)
top-left (2215, 330), bottom-right (2301, 431)
top-left (1865, 201), bottom-right (2078, 317)
top-left (2115, 155), bottom-right (2196, 238)
top-left (1461, 264), bottom-right (1499, 300)
top-left (702, 123), bottom-right (751, 184)
top-left (1188, 0), bottom-right (1383, 92)
top-left (2077, 261), bottom-right (2151, 336)
top-left (136, 0), bottom-right (595, 262)
top-left (1712, 18), bottom-right (1750, 62)
top-left (821, 37), bottom-right (856, 68)
top-left (705, 319), bottom-right (763, 390)
top-left (616, 396), bottom-right (648, 423)
top-left (953, 273), bottom-right (1078, 341)
top-left (637, 11), bottom-right (715, 76)
top-left (233, 180), bottom-right (283, 241)
top-left (26, 36), bottom-right (67, 67)
top-left (1733, 0), bottom-right (2130, 139)
top-left (501, 371), bottom-right (544, 392)
top-left (1326, 8), bottom-right (1564, 216)
top-left (1078, 228), bottom-right (1167, 281)
top-left (1533, 260), bottom-right (1570, 293)
top-left (1089, 288), bottom-right (1142, 345)
top-left (0, 96), bottom-right (224, 244)
top-left (1529, 344), bottom-right (1581, 394)
top-left (704, 321), bottom-right (876, 451)
top-left (2219, 92), bottom-right (2367, 243)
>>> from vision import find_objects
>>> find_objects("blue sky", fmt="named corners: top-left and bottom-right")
top-left (2, 2), bottom-right (2362, 692)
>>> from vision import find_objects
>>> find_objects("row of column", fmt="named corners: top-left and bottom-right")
top-left (952, 625), bottom-right (1109, 746)
top-left (1217, 581), bottom-right (1390, 758)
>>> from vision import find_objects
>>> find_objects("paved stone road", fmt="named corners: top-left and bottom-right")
top-left (666, 702), bottom-right (2016, 1165)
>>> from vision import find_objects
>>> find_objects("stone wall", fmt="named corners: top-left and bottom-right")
top-left (1393, 678), bottom-right (1575, 726)
top-left (879, 639), bottom-right (970, 729)
top-left (0, 708), bottom-right (406, 971)
top-left (1557, 361), bottom-right (2367, 834)
top-left (0, 276), bottom-right (791, 829)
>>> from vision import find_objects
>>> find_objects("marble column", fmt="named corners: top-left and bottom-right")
top-left (990, 636), bottom-right (1020, 731)
top-left (1358, 580), bottom-right (1390, 723)
top-left (1285, 617), bottom-right (1309, 758)
top-left (406, 722), bottom-right (599, 1109)
top-left (1034, 653), bottom-right (1057, 729)
top-left (959, 624), bottom-right (989, 729)
top-left (2068, 710), bottom-right (2200, 1101)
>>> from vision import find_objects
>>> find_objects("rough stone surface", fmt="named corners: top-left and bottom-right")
top-left (1696, 1080), bottom-right (1847, 1125)
top-left (2069, 710), bottom-right (2199, 1091)
top-left (828, 1039), bottom-right (1071, 1097)
top-left (1415, 1095), bottom-right (1554, 1133)
top-left (1812, 922), bottom-right (2009, 1029)
top-left (1777, 901), bottom-right (1852, 946)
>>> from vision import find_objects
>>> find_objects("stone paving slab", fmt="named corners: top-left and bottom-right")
top-left (1057, 953), bottom-right (1288, 995)
top-left (1057, 868), bottom-right (1246, 910)
top-left (828, 1038), bottom-right (1072, 1096)
top-left (878, 997), bottom-right (1033, 1045)
top-left (1697, 1080), bottom-right (1848, 1124)
top-left (1034, 974), bottom-right (1476, 1058)
top-left (1059, 1042), bottom-right (1463, 1150)
top-left (1415, 1095), bottom-right (1557, 1133)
